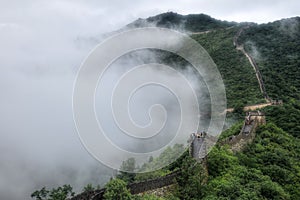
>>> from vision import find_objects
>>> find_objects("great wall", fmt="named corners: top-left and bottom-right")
top-left (70, 27), bottom-right (281, 200)
top-left (233, 26), bottom-right (270, 102)
top-left (70, 110), bottom-right (267, 200)
top-left (70, 170), bottom-right (181, 200)
top-left (220, 111), bottom-right (266, 152)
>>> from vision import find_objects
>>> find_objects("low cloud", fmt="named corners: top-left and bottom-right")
top-left (0, 1), bottom-right (299, 199)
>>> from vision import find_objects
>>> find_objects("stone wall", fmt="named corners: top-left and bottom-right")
top-left (128, 170), bottom-right (180, 194)
top-left (69, 189), bottom-right (105, 200)
top-left (220, 111), bottom-right (265, 152)
top-left (70, 171), bottom-right (180, 200)
top-left (137, 185), bottom-right (176, 197)
top-left (71, 112), bottom-right (265, 200)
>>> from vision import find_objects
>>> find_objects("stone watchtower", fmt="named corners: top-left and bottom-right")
top-left (188, 131), bottom-right (209, 183)
top-left (188, 132), bottom-right (207, 161)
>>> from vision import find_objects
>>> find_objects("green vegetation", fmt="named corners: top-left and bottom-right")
top-left (83, 183), bottom-right (97, 192)
top-left (201, 122), bottom-right (299, 199)
top-left (218, 120), bottom-right (243, 140)
top-left (31, 185), bottom-right (74, 200)
top-left (198, 98), bottom-right (300, 200)
top-left (31, 104), bottom-right (300, 200)
top-left (104, 175), bottom-right (180, 200)
top-left (262, 99), bottom-right (300, 138)
top-left (137, 144), bottom-right (185, 174)
top-left (130, 13), bottom-right (265, 108)
top-left (103, 179), bottom-right (132, 200)
top-left (31, 14), bottom-right (300, 200)
top-left (128, 12), bottom-right (236, 32)
top-left (118, 144), bottom-right (186, 183)
top-left (192, 27), bottom-right (264, 107)
top-left (175, 154), bottom-right (206, 199)
top-left (133, 194), bottom-right (178, 200)
top-left (238, 17), bottom-right (300, 101)
top-left (113, 100), bottom-right (300, 200)
top-left (117, 157), bottom-right (137, 183)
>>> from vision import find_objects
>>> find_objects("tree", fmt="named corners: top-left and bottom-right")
top-left (175, 155), bottom-right (206, 199)
top-left (148, 156), bottom-right (154, 163)
top-left (31, 187), bottom-right (48, 200)
top-left (31, 185), bottom-right (74, 200)
top-left (233, 101), bottom-right (244, 116)
top-left (103, 179), bottom-right (132, 200)
top-left (117, 157), bottom-right (136, 183)
top-left (83, 183), bottom-right (94, 192)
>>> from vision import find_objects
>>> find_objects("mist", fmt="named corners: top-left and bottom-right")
top-left (0, 2), bottom-right (120, 199)
top-left (92, 49), bottom-right (211, 169)
top-left (0, 7), bottom-right (207, 200)
top-left (1, 1), bottom-right (299, 199)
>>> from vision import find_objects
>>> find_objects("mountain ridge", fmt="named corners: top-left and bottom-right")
top-left (31, 12), bottom-right (300, 200)
top-left (126, 12), bottom-right (237, 32)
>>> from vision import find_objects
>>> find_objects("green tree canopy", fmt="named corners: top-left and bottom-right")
top-left (104, 178), bottom-right (132, 200)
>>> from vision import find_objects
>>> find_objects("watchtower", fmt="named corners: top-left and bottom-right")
top-left (188, 131), bottom-right (207, 160)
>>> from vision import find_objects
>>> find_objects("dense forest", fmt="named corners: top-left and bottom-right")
top-left (127, 12), bottom-right (236, 32)
top-left (238, 17), bottom-right (300, 101)
top-left (31, 12), bottom-right (300, 200)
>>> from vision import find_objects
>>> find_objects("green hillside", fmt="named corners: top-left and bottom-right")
top-left (31, 13), bottom-right (300, 200)
top-left (238, 17), bottom-right (300, 100)
top-left (201, 104), bottom-right (300, 200)
top-left (127, 12), bottom-right (236, 32)
top-left (191, 27), bottom-right (264, 107)
top-left (129, 12), bottom-right (265, 108)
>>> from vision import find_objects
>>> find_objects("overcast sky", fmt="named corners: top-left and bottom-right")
top-left (0, 0), bottom-right (299, 199)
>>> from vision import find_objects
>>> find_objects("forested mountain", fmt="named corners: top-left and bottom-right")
top-left (127, 12), bottom-right (236, 32)
top-left (128, 12), bottom-right (265, 108)
top-left (238, 17), bottom-right (300, 100)
top-left (31, 13), bottom-right (300, 200)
